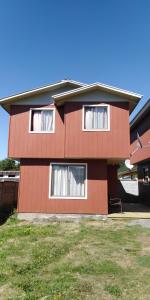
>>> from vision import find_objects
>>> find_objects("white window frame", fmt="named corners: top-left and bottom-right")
top-left (82, 104), bottom-right (110, 131)
top-left (29, 107), bottom-right (55, 133)
top-left (49, 162), bottom-right (88, 199)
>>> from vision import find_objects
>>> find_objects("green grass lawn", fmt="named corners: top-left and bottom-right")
top-left (0, 215), bottom-right (150, 300)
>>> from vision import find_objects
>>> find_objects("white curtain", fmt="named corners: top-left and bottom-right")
top-left (33, 110), bottom-right (53, 132)
top-left (51, 165), bottom-right (85, 197)
top-left (33, 111), bottom-right (41, 131)
top-left (52, 165), bottom-right (68, 197)
top-left (41, 111), bottom-right (53, 132)
top-left (85, 108), bottom-right (93, 130)
top-left (69, 166), bottom-right (85, 197)
top-left (85, 106), bottom-right (108, 130)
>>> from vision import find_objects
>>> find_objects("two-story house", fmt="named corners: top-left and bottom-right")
top-left (130, 99), bottom-right (150, 204)
top-left (0, 79), bottom-right (142, 219)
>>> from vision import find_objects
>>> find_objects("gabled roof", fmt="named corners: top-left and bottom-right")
top-left (130, 98), bottom-right (150, 129)
top-left (52, 82), bottom-right (142, 102)
top-left (52, 83), bottom-right (142, 112)
top-left (0, 79), bottom-right (142, 113)
top-left (0, 79), bottom-right (86, 108)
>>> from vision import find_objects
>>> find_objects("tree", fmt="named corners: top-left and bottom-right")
top-left (0, 158), bottom-right (20, 171)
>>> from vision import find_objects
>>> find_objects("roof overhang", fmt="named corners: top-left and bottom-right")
top-left (0, 80), bottom-right (86, 113)
top-left (52, 83), bottom-right (142, 112)
top-left (130, 98), bottom-right (150, 129)
top-left (0, 80), bottom-right (142, 114)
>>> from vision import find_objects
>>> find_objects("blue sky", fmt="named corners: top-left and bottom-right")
top-left (0, 0), bottom-right (150, 159)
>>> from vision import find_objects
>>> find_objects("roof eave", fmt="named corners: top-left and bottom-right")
top-left (0, 80), bottom-right (86, 107)
top-left (130, 99), bottom-right (150, 129)
top-left (53, 83), bottom-right (142, 102)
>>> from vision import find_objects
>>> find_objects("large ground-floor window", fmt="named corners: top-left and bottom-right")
top-left (49, 163), bottom-right (87, 199)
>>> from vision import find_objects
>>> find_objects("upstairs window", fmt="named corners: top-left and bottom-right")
top-left (83, 104), bottom-right (110, 131)
top-left (30, 108), bottom-right (55, 133)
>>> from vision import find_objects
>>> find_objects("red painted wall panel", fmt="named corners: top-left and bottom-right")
top-left (9, 105), bottom-right (65, 158)
top-left (9, 101), bottom-right (130, 159)
top-left (18, 159), bottom-right (108, 215)
top-left (64, 102), bottom-right (129, 159)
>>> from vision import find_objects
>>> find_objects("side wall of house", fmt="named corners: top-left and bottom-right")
top-left (17, 159), bottom-right (108, 215)
top-left (130, 112), bottom-right (150, 164)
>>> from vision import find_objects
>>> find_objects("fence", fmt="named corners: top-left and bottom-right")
top-left (0, 171), bottom-right (20, 180)
top-left (0, 181), bottom-right (19, 210)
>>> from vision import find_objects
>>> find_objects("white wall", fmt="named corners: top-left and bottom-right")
top-left (120, 180), bottom-right (139, 196)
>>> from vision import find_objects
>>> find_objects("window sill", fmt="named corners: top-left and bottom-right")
top-left (29, 131), bottom-right (55, 134)
top-left (49, 196), bottom-right (87, 200)
top-left (82, 128), bottom-right (110, 132)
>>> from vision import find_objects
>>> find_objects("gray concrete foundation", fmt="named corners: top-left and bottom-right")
top-left (17, 213), bottom-right (107, 222)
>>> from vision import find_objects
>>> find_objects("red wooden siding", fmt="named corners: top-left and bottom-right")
top-left (9, 105), bottom-right (65, 158)
top-left (64, 102), bottom-right (130, 158)
top-left (9, 101), bottom-right (130, 159)
top-left (130, 112), bottom-right (150, 164)
top-left (18, 159), bottom-right (108, 215)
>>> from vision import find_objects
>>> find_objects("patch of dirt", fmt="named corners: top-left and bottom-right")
top-left (110, 253), bottom-right (134, 268)
top-left (137, 233), bottom-right (150, 256)
top-left (86, 219), bottom-right (129, 230)
top-left (60, 222), bottom-right (80, 231)
top-left (7, 254), bottom-right (30, 264)
top-left (0, 284), bottom-right (24, 299)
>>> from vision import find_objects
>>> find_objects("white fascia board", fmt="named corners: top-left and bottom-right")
top-left (52, 83), bottom-right (142, 100)
top-left (62, 79), bottom-right (88, 86)
top-left (0, 80), bottom-right (86, 105)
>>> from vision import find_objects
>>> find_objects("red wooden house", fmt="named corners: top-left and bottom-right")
top-left (130, 99), bottom-right (150, 203)
top-left (0, 79), bottom-right (142, 219)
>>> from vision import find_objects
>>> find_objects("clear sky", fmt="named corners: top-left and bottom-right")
top-left (0, 0), bottom-right (150, 159)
